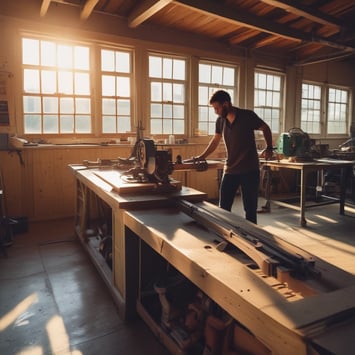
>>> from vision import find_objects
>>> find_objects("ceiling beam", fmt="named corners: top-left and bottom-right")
top-left (40, 0), bottom-right (52, 17)
top-left (295, 51), bottom-right (355, 66)
top-left (259, 0), bottom-right (342, 29)
top-left (175, 0), bottom-right (355, 52)
top-left (128, 0), bottom-right (173, 28)
top-left (80, 0), bottom-right (99, 20)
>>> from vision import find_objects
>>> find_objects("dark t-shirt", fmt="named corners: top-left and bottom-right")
top-left (216, 107), bottom-right (264, 174)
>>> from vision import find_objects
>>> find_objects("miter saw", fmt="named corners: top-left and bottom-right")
top-left (120, 138), bottom-right (174, 184)
top-left (276, 127), bottom-right (313, 160)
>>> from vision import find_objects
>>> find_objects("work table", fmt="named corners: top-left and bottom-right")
top-left (260, 157), bottom-right (355, 226)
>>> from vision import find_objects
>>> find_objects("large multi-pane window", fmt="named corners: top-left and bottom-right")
top-left (254, 71), bottom-right (283, 134)
top-left (149, 54), bottom-right (186, 135)
top-left (101, 49), bottom-right (132, 133)
top-left (301, 82), bottom-right (349, 135)
top-left (22, 37), bottom-right (91, 134)
top-left (198, 62), bottom-right (235, 135)
top-left (301, 83), bottom-right (321, 134)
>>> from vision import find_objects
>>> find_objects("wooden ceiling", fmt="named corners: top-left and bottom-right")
top-left (40, 0), bottom-right (355, 65)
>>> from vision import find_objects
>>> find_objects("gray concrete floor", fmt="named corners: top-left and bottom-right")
top-left (1, 197), bottom-right (355, 355)
top-left (0, 218), bottom-right (169, 355)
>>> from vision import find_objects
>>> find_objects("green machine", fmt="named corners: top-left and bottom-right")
top-left (277, 128), bottom-right (312, 159)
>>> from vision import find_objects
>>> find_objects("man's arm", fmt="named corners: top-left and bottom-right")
top-left (258, 121), bottom-right (274, 160)
top-left (259, 122), bottom-right (273, 148)
top-left (196, 133), bottom-right (222, 160)
top-left (184, 133), bottom-right (222, 162)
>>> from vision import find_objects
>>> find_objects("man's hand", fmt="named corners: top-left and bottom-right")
top-left (259, 147), bottom-right (274, 160)
top-left (183, 156), bottom-right (203, 163)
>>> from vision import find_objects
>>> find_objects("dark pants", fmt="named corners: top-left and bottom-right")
top-left (219, 170), bottom-right (260, 224)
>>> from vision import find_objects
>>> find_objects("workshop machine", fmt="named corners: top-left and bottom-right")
top-left (276, 127), bottom-right (313, 160)
top-left (119, 138), bottom-right (175, 185)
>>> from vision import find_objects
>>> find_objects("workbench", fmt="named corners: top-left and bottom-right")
top-left (124, 203), bottom-right (355, 355)
top-left (69, 164), bottom-right (355, 354)
top-left (260, 158), bottom-right (355, 226)
top-left (69, 165), bottom-right (206, 320)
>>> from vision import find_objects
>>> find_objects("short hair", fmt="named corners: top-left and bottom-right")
top-left (209, 90), bottom-right (231, 104)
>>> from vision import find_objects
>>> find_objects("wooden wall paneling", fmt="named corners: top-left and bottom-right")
top-left (22, 149), bottom-right (36, 220)
top-left (0, 150), bottom-right (25, 217)
top-left (31, 149), bottom-right (65, 220)
top-left (25, 146), bottom-right (132, 221)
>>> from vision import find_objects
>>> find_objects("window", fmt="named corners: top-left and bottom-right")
top-left (254, 71), bottom-right (283, 134)
top-left (301, 82), bottom-right (349, 135)
top-left (149, 54), bottom-right (186, 135)
top-left (22, 37), bottom-right (91, 134)
top-left (327, 87), bottom-right (348, 134)
top-left (301, 83), bottom-right (321, 134)
top-left (198, 62), bottom-right (235, 135)
top-left (101, 48), bottom-right (132, 134)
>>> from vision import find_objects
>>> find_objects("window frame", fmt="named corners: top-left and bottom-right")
top-left (146, 52), bottom-right (188, 136)
top-left (326, 85), bottom-right (350, 136)
top-left (21, 35), bottom-right (93, 136)
top-left (100, 46), bottom-right (134, 135)
top-left (300, 82), bottom-right (322, 135)
top-left (301, 80), bottom-right (351, 137)
top-left (254, 69), bottom-right (285, 135)
top-left (197, 60), bottom-right (238, 136)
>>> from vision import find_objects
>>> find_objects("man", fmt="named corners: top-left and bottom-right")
top-left (193, 90), bottom-right (273, 224)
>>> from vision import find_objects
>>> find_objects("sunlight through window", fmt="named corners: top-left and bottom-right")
top-left (22, 37), bottom-right (91, 134)
top-left (149, 54), bottom-right (186, 135)
top-left (46, 315), bottom-right (70, 353)
top-left (0, 293), bottom-right (38, 331)
top-left (101, 48), bottom-right (132, 134)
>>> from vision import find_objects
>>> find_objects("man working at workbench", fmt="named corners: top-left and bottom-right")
top-left (193, 90), bottom-right (273, 224)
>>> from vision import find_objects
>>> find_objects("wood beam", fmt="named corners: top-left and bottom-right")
top-left (295, 51), bottom-right (355, 66)
top-left (175, 0), bottom-right (355, 52)
top-left (259, 0), bottom-right (342, 29)
top-left (80, 0), bottom-right (99, 20)
top-left (40, 0), bottom-right (52, 17)
top-left (128, 0), bottom-right (173, 28)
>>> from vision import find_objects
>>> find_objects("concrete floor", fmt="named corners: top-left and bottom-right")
top-left (1, 197), bottom-right (355, 355)
top-left (0, 218), bottom-right (169, 355)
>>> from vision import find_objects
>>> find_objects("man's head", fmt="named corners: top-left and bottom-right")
top-left (210, 90), bottom-right (232, 117)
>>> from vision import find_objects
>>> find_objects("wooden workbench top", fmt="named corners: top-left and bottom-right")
top-left (260, 158), bottom-right (355, 169)
top-left (124, 205), bottom-right (355, 354)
